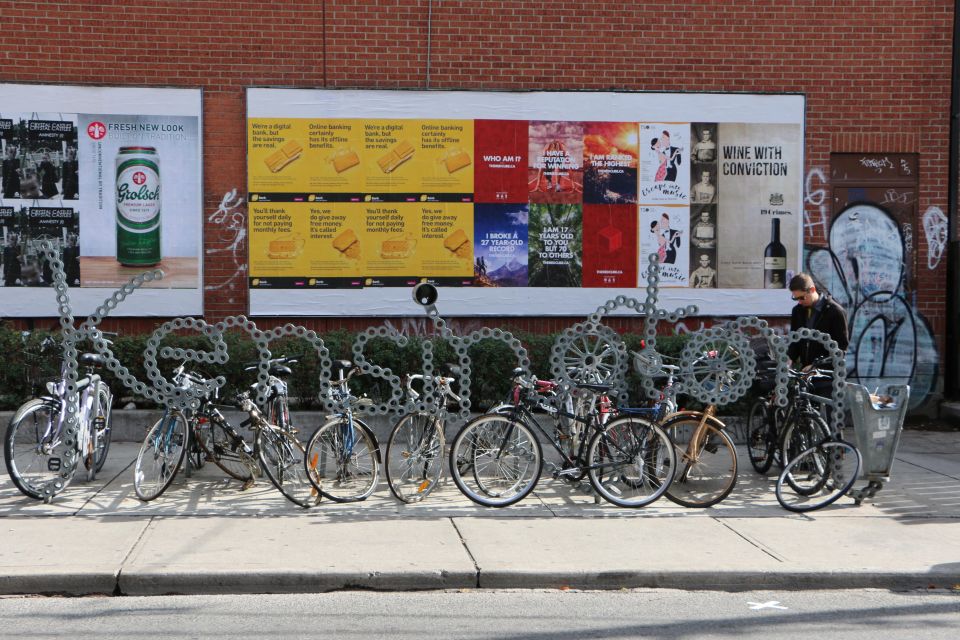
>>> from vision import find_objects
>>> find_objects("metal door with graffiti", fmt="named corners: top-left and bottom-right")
top-left (805, 153), bottom-right (937, 408)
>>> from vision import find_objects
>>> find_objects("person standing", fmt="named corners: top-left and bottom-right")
top-left (39, 152), bottom-right (59, 199)
top-left (61, 147), bottom-right (79, 199)
top-left (787, 273), bottom-right (849, 369)
top-left (2, 233), bottom-right (23, 286)
top-left (2, 146), bottom-right (21, 199)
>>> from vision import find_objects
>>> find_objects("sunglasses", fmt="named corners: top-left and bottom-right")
top-left (791, 291), bottom-right (809, 301)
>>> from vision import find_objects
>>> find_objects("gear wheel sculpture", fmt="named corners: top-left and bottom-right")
top-left (550, 322), bottom-right (628, 389)
top-left (677, 328), bottom-right (756, 406)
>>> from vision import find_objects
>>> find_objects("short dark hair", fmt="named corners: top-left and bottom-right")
top-left (789, 273), bottom-right (815, 292)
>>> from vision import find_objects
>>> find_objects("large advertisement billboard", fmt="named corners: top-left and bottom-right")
top-left (247, 89), bottom-right (804, 316)
top-left (0, 84), bottom-right (203, 316)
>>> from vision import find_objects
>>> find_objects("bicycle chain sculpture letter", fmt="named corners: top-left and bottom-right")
top-left (349, 282), bottom-right (530, 423)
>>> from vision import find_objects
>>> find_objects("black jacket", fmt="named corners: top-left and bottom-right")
top-left (788, 295), bottom-right (849, 368)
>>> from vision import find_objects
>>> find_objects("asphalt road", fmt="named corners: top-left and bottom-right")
top-left (0, 589), bottom-right (957, 639)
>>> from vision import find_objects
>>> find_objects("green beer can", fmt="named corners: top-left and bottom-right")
top-left (116, 146), bottom-right (161, 266)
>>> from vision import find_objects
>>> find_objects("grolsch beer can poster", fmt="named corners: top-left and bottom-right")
top-left (116, 146), bottom-right (160, 266)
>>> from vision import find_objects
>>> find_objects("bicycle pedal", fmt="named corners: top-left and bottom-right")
top-left (417, 480), bottom-right (431, 493)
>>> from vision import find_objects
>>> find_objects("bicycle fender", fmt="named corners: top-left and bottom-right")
top-left (351, 417), bottom-right (383, 464)
top-left (662, 409), bottom-right (726, 430)
top-left (10, 397), bottom-right (61, 424)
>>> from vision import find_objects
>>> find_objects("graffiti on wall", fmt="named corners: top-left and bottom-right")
top-left (804, 168), bottom-right (830, 240)
top-left (921, 206), bottom-right (948, 270)
top-left (806, 203), bottom-right (938, 408)
top-left (205, 188), bottom-right (247, 302)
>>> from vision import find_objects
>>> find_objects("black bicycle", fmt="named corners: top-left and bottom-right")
top-left (448, 368), bottom-right (676, 508)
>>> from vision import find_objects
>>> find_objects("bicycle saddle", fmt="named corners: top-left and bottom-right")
top-left (575, 382), bottom-right (611, 393)
top-left (79, 353), bottom-right (105, 368)
top-left (268, 363), bottom-right (292, 378)
top-left (333, 360), bottom-right (354, 377)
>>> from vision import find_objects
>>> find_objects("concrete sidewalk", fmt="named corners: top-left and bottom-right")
top-left (0, 431), bottom-right (958, 596)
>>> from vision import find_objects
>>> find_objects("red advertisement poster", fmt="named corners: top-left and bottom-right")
top-left (582, 203), bottom-right (637, 287)
top-left (473, 120), bottom-right (528, 203)
top-left (528, 121), bottom-right (584, 204)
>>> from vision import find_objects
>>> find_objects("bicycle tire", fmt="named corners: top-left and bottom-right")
top-left (448, 414), bottom-right (542, 507)
top-left (746, 399), bottom-right (775, 474)
top-left (184, 418), bottom-right (206, 478)
top-left (196, 417), bottom-right (257, 482)
top-left (257, 426), bottom-right (319, 508)
top-left (385, 411), bottom-right (445, 503)
top-left (4, 399), bottom-right (65, 500)
top-left (587, 415), bottom-right (676, 508)
top-left (780, 413), bottom-right (830, 494)
top-left (304, 417), bottom-right (381, 503)
top-left (661, 415), bottom-right (737, 508)
top-left (93, 383), bottom-right (112, 473)
top-left (776, 440), bottom-right (861, 512)
top-left (134, 412), bottom-right (188, 501)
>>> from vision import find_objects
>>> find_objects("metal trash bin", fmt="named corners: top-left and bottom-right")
top-left (846, 382), bottom-right (910, 504)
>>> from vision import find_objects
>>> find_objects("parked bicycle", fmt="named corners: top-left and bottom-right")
top-left (384, 366), bottom-right (461, 503)
top-left (5, 333), bottom-right (113, 500)
top-left (304, 360), bottom-right (381, 503)
top-left (774, 376), bottom-right (861, 512)
top-left (652, 351), bottom-right (739, 509)
top-left (134, 364), bottom-right (318, 508)
top-left (747, 359), bottom-right (835, 475)
top-left (448, 368), bottom-right (676, 508)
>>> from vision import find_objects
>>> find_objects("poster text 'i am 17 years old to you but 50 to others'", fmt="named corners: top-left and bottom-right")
top-left (247, 89), bottom-right (804, 317)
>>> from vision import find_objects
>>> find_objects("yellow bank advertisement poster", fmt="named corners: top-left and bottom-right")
top-left (249, 118), bottom-right (474, 197)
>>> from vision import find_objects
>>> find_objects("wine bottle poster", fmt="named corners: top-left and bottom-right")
top-left (640, 206), bottom-right (689, 286)
top-left (473, 203), bottom-right (528, 287)
top-left (715, 123), bottom-right (801, 289)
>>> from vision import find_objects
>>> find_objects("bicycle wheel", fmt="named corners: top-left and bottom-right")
top-left (93, 383), bottom-right (112, 473)
top-left (304, 417), bottom-right (380, 503)
top-left (746, 399), bottom-right (776, 474)
top-left (257, 426), bottom-right (319, 508)
top-left (780, 413), bottom-right (830, 493)
top-left (134, 412), bottom-right (188, 501)
top-left (196, 418), bottom-right (257, 482)
top-left (448, 414), bottom-right (542, 507)
top-left (776, 440), bottom-right (861, 512)
top-left (385, 411), bottom-right (444, 503)
top-left (587, 416), bottom-right (676, 508)
top-left (661, 416), bottom-right (737, 508)
top-left (4, 400), bottom-right (66, 500)
top-left (184, 420), bottom-right (206, 478)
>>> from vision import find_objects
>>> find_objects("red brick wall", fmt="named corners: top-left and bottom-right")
top-left (0, 1), bottom-right (952, 347)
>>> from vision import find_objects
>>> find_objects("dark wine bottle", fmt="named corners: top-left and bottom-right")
top-left (764, 218), bottom-right (786, 288)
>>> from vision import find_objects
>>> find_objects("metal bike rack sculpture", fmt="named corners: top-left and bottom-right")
top-left (34, 241), bottom-right (847, 501)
